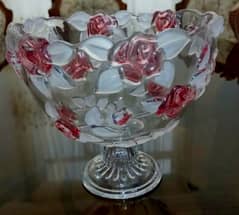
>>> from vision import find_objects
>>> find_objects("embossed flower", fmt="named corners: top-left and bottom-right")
top-left (113, 34), bottom-right (162, 83)
top-left (57, 106), bottom-right (77, 123)
top-left (156, 85), bottom-right (196, 118)
top-left (87, 13), bottom-right (118, 36)
top-left (55, 119), bottom-right (80, 140)
top-left (18, 36), bottom-right (52, 75)
top-left (63, 51), bottom-right (93, 80)
top-left (152, 10), bottom-right (177, 32)
top-left (55, 106), bottom-right (80, 140)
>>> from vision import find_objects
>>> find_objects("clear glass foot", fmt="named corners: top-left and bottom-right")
top-left (83, 147), bottom-right (162, 199)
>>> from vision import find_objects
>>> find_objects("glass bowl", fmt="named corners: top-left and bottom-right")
top-left (6, 9), bottom-right (223, 199)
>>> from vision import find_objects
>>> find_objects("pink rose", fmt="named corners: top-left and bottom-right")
top-left (63, 51), bottom-right (92, 80)
top-left (156, 85), bottom-right (196, 118)
top-left (113, 34), bottom-right (162, 83)
top-left (152, 10), bottom-right (177, 32)
top-left (87, 13), bottom-right (118, 36)
top-left (18, 36), bottom-right (52, 75)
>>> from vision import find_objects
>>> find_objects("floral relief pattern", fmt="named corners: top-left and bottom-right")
top-left (113, 34), bottom-right (162, 83)
top-left (5, 9), bottom-right (223, 141)
top-left (152, 10), bottom-right (177, 32)
top-left (63, 51), bottom-right (93, 80)
top-left (18, 36), bottom-right (52, 75)
top-left (87, 13), bottom-right (118, 36)
top-left (156, 85), bottom-right (196, 118)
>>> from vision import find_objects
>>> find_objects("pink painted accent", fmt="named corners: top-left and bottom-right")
top-left (18, 36), bottom-right (52, 75)
top-left (63, 51), bottom-right (92, 80)
top-left (156, 85), bottom-right (196, 118)
top-left (147, 81), bottom-right (169, 98)
top-left (114, 41), bottom-right (129, 64)
top-left (55, 119), bottom-right (80, 140)
top-left (57, 106), bottom-right (76, 122)
top-left (112, 108), bottom-right (132, 126)
top-left (152, 10), bottom-right (177, 32)
top-left (122, 64), bottom-right (143, 83)
top-left (198, 43), bottom-right (210, 72)
top-left (87, 13), bottom-right (118, 36)
top-left (114, 34), bottom-right (162, 83)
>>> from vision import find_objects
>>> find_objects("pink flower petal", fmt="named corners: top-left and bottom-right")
top-left (142, 51), bottom-right (162, 76)
top-left (55, 119), bottom-right (80, 140)
top-left (57, 106), bottom-right (76, 122)
top-left (156, 85), bottom-right (196, 118)
top-left (87, 13), bottom-right (118, 36)
top-left (147, 81), bottom-right (169, 98)
top-left (18, 36), bottom-right (52, 75)
top-left (152, 10), bottom-right (177, 32)
top-left (113, 41), bottom-right (129, 64)
top-left (122, 64), bottom-right (143, 83)
top-left (63, 51), bottom-right (92, 80)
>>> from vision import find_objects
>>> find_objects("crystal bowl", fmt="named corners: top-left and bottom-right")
top-left (6, 9), bottom-right (223, 199)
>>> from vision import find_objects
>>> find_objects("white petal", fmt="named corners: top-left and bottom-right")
top-left (141, 98), bottom-right (162, 114)
top-left (129, 84), bottom-right (147, 97)
top-left (66, 11), bottom-right (91, 31)
top-left (47, 41), bottom-right (74, 66)
top-left (96, 67), bottom-right (123, 94)
top-left (85, 107), bottom-right (104, 126)
top-left (114, 11), bottom-right (131, 26)
top-left (45, 102), bottom-right (59, 119)
top-left (48, 67), bottom-right (74, 90)
top-left (152, 61), bottom-right (175, 88)
top-left (157, 28), bottom-right (191, 60)
top-left (79, 36), bottom-right (113, 61)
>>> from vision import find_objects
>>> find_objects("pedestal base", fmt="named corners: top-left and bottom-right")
top-left (83, 148), bottom-right (162, 199)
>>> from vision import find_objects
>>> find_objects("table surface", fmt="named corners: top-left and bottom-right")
top-left (0, 60), bottom-right (239, 215)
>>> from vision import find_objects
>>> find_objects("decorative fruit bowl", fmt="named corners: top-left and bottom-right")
top-left (6, 9), bottom-right (223, 199)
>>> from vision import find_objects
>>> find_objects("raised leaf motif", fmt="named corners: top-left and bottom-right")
top-left (66, 11), bottom-right (91, 31)
top-left (96, 67), bottom-right (123, 94)
top-left (85, 107), bottom-right (104, 126)
top-left (114, 11), bottom-right (131, 26)
top-left (47, 41), bottom-right (74, 66)
top-left (79, 36), bottom-right (113, 61)
top-left (151, 61), bottom-right (175, 88)
top-left (45, 102), bottom-right (59, 119)
top-left (48, 66), bottom-right (74, 90)
top-left (157, 28), bottom-right (191, 59)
